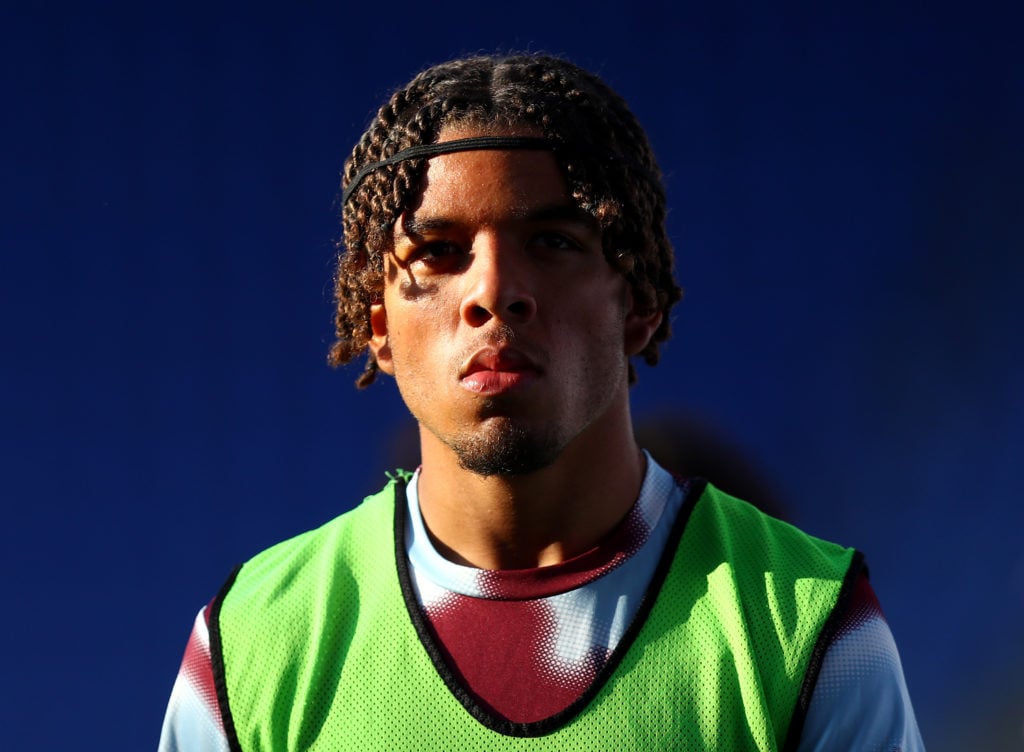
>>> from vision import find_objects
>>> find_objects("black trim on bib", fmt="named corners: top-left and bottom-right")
top-left (781, 549), bottom-right (867, 752)
top-left (392, 475), bottom-right (706, 738)
top-left (209, 564), bottom-right (245, 752)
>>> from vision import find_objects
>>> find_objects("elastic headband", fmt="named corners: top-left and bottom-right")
top-left (341, 136), bottom-right (556, 206)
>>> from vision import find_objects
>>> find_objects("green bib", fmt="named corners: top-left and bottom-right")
top-left (212, 478), bottom-right (859, 751)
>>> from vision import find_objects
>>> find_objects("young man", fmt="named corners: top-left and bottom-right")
top-left (160, 54), bottom-right (923, 750)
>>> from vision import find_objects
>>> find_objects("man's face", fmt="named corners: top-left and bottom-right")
top-left (369, 128), bottom-right (659, 476)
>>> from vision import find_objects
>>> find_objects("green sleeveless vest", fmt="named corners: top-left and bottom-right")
top-left (211, 478), bottom-right (860, 751)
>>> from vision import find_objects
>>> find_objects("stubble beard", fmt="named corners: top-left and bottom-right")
top-left (447, 416), bottom-right (561, 477)
top-left (434, 324), bottom-right (565, 477)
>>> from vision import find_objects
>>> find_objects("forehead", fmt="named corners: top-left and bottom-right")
top-left (410, 147), bottom-right (571, 221)
top-left (398, 125), bottom-right (573, 222)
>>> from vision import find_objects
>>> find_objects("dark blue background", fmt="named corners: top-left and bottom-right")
top-left (3, 3), bottom-right (1022, 749)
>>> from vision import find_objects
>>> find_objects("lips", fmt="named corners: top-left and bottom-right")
top-left (459, 347), bottom-right (541, 395)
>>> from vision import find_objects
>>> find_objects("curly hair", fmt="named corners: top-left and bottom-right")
top-left (329, 53), bottom-right (681, 388)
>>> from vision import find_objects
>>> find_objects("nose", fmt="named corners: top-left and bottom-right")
top-left (459, 235), bottom-right (537, 328)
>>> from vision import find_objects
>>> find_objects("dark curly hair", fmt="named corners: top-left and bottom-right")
top-left (329, 53), bottom-right (681, 388)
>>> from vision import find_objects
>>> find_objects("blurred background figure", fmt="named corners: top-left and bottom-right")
top-left (636, 411), bottom-right (788, 521)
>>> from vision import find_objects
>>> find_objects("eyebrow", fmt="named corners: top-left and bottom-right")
top-left (397, 203), bottom-right (598, 240)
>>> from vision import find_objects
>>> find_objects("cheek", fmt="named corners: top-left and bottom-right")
top-left (387, 295), bottom-right (456, 366)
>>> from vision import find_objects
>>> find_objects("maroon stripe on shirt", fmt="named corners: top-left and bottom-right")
top-left (425, 591), bottom-right (609, 723)
top-left (830, 572), bottom-right (885, 642)
top-left (472, 503), bottom-right (651, 600)
top-left (181, 614), bottom-right (220, 720)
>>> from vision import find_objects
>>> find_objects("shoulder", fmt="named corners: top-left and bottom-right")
top-left (689, 487), bottom-right (924, 750)
top-left (797, 573), bottom-right (925, 751)
top-left (226, 478), bottom-right (401, 598)
top-left (158, 607), bottom-right (229, 752)
top-left (691, 483), bottom-right (860, 579)
top-left (209, 477), bottom-right (404, 650)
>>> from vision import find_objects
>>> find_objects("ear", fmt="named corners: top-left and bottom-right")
top-left (623, 305), bottom-right (663, 358)
top-left (368, 301), bottom-right (395, 375)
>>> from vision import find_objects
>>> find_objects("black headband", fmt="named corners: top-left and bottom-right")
top-left (341, 136), bottom-right (556, 207)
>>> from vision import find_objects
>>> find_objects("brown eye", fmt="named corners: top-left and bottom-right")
top-left (401, 241), bottom-right (469, 273)
top-left (417, 241), bottom-right (462, 260)
top-left (531, 232), bottom-right (582, 251)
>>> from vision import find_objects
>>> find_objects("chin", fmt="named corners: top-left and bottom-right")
top-left (452, 421), bottom-right (561, 478)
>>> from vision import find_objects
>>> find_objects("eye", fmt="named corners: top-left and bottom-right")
top-left (397, 240), bottom-right (468, 272)
top-left (417, 241), bottom-right (462, 260)
top-left (530, 231), bottom-right (583, 252)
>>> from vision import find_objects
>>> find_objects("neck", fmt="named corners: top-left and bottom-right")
top-left (415, 398), bottom-right (646, 570)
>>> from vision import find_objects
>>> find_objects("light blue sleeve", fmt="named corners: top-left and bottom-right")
top-left (157, 609), bottom-right (230, 752)
top-left (796, 615), bottom-right (925, 751)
